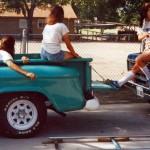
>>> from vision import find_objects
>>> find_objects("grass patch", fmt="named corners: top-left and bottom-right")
top-left (80, 28), bottom-right (118, 35)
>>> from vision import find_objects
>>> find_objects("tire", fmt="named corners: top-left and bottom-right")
top-left (0, 93), bottom-right (47, 138)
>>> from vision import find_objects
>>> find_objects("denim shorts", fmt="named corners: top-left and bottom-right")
top-left (40, 48), bottom-right (65, 62)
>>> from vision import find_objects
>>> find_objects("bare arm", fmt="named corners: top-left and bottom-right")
top-left (138, 32), bottom-right (149, 41)
top-left (6, 60), bottom-right (36, 80)
top-left (63, 33), bottom-right (81, 58)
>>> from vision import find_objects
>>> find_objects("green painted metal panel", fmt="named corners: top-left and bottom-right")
top-left (92, 81), bottom-right (119, 91)
top-left (0, 54), bottom-right (97, 111)
top-left (0, 65), bottom-right (85, 112)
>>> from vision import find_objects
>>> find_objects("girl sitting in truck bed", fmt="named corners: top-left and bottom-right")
top-left (40, 5), bottom-right (81, 62)
top-left (0, 35), bottom-right (36, 80)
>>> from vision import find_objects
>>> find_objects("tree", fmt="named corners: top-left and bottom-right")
top-left (66, 0), bottom-right (126, 23)
top-left (0, 0), bottom-right (56, 33)
top-left (68, 0), bottom-right (146, 25)
top-left (69, 0), bottom-right (102, 22)
top-left (119, 0), bottom-right (145, 25)
top-left (0, 0), bottom-right (147, 34)
top-left (98, 0), bottom-right (125, 22)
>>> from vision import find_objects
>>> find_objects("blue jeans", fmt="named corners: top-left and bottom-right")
top-left (40, 48), bottom-right (65, 62)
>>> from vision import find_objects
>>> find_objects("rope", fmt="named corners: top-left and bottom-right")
top-left (92, 66), bottom-right (106, 82)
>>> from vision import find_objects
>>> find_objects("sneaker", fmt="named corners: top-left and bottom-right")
top-left (106, 79), bottom-right (120, 88)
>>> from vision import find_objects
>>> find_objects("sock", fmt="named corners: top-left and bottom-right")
top-left (117, 71), bottom-right (135, 87)
top-left (140, 66), bottom-right (150, 80)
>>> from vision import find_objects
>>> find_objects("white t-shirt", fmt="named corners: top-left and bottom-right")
top-left (41, 23), bottom-right (69, 54)
top-left (137, 19), bottom-right (150, 50)
top-left (0, 50), bottom-right (13, 63)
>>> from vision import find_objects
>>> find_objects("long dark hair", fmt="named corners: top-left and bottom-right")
top-left (0, 35), bottom-right (15, 58)
top-left (140, 3), bottom-right (150, 27)
top-left (46, 5), bottom-right (64, 25)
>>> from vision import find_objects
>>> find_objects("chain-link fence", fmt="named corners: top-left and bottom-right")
top-left (1, 33), bottom-right (140, 82)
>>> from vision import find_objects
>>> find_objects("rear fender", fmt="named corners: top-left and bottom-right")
top-left (0, 84), bottom-right (85, 112)
top-left (0, 86), bottom-right (54, 104)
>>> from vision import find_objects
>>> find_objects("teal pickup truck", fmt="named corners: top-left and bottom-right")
top-left (0, 54), bottom-right (114, 138)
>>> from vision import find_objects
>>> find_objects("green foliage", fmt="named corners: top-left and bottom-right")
top-left (119, 0), bottom-right (145, 25)
top-left (0, 0), bottom-right (149, 32)
top-left (67, 0), bottom-right (146, 25)
top-left (0, 0), bottom-right (56, 33)
top-left (69, 0), bottom-right (102, 21)
top-left (98, 0), bottom-right (125, 22)
top-left (1, 0), bottom-right (56, 14)
top-left (63, 0), bottom-right (125, 23)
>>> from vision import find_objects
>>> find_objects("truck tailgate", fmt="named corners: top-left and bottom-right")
top-left (91, 81), bottom-right (119, 91)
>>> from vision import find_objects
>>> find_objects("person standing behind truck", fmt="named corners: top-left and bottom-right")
top-left (108, 3), bottom-right (150, 88)
top-left (0, 35), bottom-right (36, 80)
top-left (40, 5), bottom-right (81, 62)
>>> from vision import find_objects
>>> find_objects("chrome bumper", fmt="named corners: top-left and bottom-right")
top-left (125, 81), bottom-right (150, 97)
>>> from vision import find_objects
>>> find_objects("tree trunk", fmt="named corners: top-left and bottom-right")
top-left (27, 9), bottom-right (34, 34)
top-left (27, 18), bottom-right (33, 34)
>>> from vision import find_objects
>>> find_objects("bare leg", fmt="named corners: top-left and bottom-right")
top-left (63, 52), bottom-right (74, 61)
top-left (109, 52), bottom-right (150, 88)
top-left (134, 52), bottom-right (150, 80)
top-left (131, 51), bottom-right (150, 74)
top-left (131, 63), bottom-right (141, 74)
top-left (134, 52), bottom-right (150, 68)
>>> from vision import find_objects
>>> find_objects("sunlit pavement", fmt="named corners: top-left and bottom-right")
top-left (0, 103), bottom-right (150, 150)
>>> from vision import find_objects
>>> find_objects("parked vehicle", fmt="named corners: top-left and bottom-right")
top-left (0, 53), bottom-right (115, 138)
top-left (126, 51), bottom-right (150, 103)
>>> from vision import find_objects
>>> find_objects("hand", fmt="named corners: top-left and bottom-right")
top-left (22, 56), bottom-right (29, 64)
top-left (144, 32), bottom-right (149, 38)
top-left (26, 72), bottom-right (36, 80)
top-left (73, 53), bottom-right (82, 58)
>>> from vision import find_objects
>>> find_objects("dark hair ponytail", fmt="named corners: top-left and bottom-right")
top-left (139, 3), bottom-right (150, 27)
top-left (46, 5), bottom-right (64, 25)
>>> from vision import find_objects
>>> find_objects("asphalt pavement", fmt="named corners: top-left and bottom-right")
top-left (0, 103), bottom-right (150, 150)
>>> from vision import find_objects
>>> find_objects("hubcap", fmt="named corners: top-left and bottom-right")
top-left (7, 100), bottom-right (38, 130)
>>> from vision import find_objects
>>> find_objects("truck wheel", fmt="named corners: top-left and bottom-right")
top-left (0, 93), bottom-right (47, 138)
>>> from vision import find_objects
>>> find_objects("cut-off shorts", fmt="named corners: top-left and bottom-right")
top-left (40, 48), bottom-right (65, 62)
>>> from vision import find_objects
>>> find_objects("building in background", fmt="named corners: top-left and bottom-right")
top-left (0, 4), bottom-right (77, 34)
